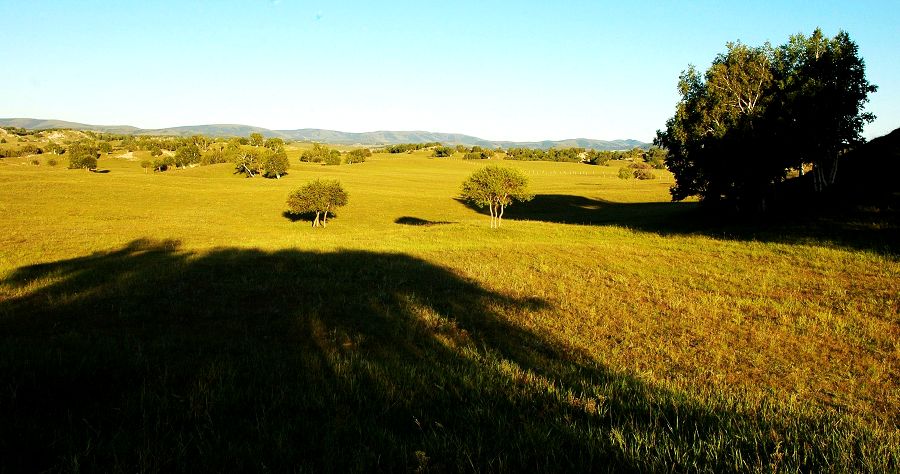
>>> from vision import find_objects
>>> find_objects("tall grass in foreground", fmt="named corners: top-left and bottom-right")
top-left (1, 241), bottom-right (896, 472)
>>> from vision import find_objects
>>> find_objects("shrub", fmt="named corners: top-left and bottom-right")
top-left (432, 146), bottom-right (453, 158)
top-left (47, 158), bottom-right (58, 167)
top-left (633, 169), bottom-right (657, 180)
top-left (346, 148), bottom-right (371, 164)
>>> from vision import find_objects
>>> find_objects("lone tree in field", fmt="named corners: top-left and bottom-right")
top-left (460, 166), bottom-right (533, 228)
top-left (67, 142), bottom-right (99, 170)
top-left (286, 179), bottom-right (348, 227)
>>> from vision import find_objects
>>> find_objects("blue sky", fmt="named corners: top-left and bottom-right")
top-left (2, 1), bottom-right (897, 141)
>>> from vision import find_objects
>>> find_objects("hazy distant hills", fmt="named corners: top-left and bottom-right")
top-left (0, 118), bottom-right (649, 150)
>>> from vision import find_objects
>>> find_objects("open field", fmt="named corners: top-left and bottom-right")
top-left (1, 149), bottom-right (898, 471)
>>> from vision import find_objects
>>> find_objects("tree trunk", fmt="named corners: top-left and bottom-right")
top-left (489, 203), bottom-right (496, 228)
top-left (323, 210), bottom-right (329, 227)
top-left (313, 211), bottom-right (320, 227)
top-left (498, 204), bottom-right (505, 227)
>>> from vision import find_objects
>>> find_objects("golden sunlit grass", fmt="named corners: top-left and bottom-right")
top-left (0, 148), bottom-right (897, 471)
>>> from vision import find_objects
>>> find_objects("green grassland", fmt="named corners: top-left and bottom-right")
top-left (0, 145), bottom-right (898, 472)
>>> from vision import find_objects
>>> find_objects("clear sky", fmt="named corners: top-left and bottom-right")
top-left (2, 1), bottom-right (897, 142)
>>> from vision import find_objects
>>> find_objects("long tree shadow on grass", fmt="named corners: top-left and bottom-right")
top-left (0, 240), bottom-right (890, 471)
top-left (395, 216), bottom-right (454, 226)
top-left (460, 194), bottom-right (898, 255)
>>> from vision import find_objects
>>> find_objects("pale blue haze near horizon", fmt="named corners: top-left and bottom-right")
top-left (1, 0), bottom-right (897, 142)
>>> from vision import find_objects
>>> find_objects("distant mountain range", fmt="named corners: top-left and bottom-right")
top-left (0, 118), bottom-right (649, 150)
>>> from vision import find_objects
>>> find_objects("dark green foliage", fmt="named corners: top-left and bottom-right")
top-left (66, 142), bottom-right (99, 170)
top-left (286, 179), bottom-right (348, 226)
top-left (46, 158), bottom-right (58, 167)
top-left (657, 29), bottom-right (876, 209)
top-left (98, 141), bottom-right (113, 154)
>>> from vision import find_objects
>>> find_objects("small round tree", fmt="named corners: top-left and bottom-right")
top-left (460, 166), bottom-right (533, 228)
top-left (263, 149), bottom-right (289, 179)
top-left (286, 179), bottom-right (349, 227)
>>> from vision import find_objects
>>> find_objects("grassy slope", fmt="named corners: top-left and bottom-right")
top-left (0, 150), bottom-right (897, 472)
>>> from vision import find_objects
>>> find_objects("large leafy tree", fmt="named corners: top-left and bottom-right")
top-left (771, 30), bottom-right (877, 191)
top-left (174, 144), bottom-right (201, 169)
top-left (657, 29), bottom-right (876, 209)
top-left (460, 166), bottom-right (533, 228)
top-left (66, 142), bottom-right (99, 170)
top-left (262, 148), bottom-right (289, 179)
top-left (286, 179), bottom-right (349, 227)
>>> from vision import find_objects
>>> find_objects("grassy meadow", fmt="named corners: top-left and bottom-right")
top-left (0, 142), bottom-right (898, 472)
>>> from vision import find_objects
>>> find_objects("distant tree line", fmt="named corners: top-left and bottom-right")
top-left (299, 143), bottom-right (371, 165)
top-left (0, 144), bottom-right (44, 158)
top-left (382, 143), bottom-right (442, 153)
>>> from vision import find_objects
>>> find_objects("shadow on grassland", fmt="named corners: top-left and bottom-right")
top-left (395, 216), bottom-right (454, 226)
top-left (459, 194), bottom-right (898, 256)
top-left (282, 210), bottom-right (341, 224)
top-left (0, 240), bottom-right (889, 471)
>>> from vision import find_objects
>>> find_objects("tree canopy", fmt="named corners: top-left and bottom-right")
top-left (286, 179), bottom-right (349, 227)
top-left (460, 166), bottom-right (533, 228)
top-left (66, 142), bottom-right (99, 170)
top-left (300, 143), bottom-right (341, 164)
top-left (656, 29), bottom-right (876, 210)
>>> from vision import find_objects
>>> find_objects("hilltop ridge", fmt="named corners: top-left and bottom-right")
top-left (0, 118), bottom-right (649, 150)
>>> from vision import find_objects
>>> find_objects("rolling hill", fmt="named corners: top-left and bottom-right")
top-left (0, 118), bottom-right (649, 150)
